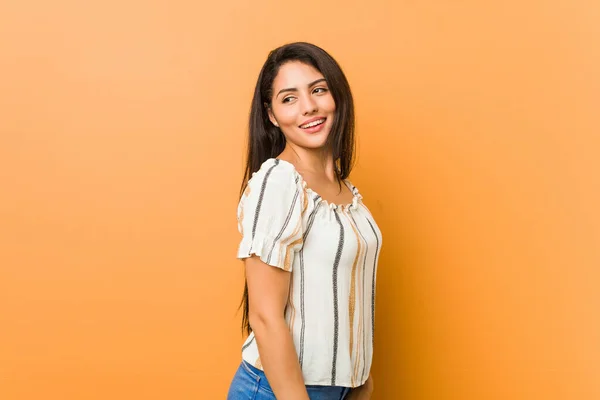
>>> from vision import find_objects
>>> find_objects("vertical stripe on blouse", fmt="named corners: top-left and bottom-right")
top-left (349, 212), bottom-right (370, 383)
top-left (266, 186), bottom-right (300, 265)
top-left (331, 211), bottom-right (345, 386)
top-left (344, 210), bottom-right (362, 387)
top-left (366, 217), bottom-right (380, 351)
top-left (249, 160), bottom-right (280, 251)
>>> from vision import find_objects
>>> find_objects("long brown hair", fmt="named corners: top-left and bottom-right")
top-left (238, 42), bottom-right (356, 336)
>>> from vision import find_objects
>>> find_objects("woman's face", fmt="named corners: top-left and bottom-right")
top-left (267, 61), bottom-right (336, 150)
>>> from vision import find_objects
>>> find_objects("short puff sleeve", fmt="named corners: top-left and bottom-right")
top-left (236, 160), bottom-right (305, 271)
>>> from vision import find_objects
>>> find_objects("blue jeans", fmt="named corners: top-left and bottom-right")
top-left (227, 360), bottom-right (351, 400)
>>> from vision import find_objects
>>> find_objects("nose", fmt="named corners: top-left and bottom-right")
top-left (301, 95), bottom-right (318, 116)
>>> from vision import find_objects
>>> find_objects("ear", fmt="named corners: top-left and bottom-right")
top-left (265, 103), bottom-right (279, 127)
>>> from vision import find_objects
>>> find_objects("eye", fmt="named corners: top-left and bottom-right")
top-left (282, 96), bottom-right (296, 104)
top-left (313, 87), bottom-right (328, 94)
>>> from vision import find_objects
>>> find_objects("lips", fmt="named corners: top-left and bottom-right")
top-left (299, 117), bottom-right (326, 129)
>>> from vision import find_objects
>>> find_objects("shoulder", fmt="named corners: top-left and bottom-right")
top-left (247, 158), bottom-right (300, 191)
top-left (237, 158), bottom-right (306, 231)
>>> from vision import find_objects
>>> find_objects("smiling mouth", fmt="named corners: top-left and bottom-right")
top-left (299, 118), bottom-right (326, 129)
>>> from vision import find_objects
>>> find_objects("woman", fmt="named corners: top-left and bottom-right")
top-left (228, 42), bottom-right (382, 400)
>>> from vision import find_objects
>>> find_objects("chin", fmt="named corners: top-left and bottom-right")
top-left (287, 135), bottom-right (328, 150)
top-left (302, 137), bottom-right (330, 149)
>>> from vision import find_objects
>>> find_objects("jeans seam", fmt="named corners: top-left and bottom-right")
top-left (241, 360), bottom-right (260, 381)
top-left (242, 361), bottom-right (275, 396)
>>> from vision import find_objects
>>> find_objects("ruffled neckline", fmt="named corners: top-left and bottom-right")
top-left (272, 158), bottom-right (363, 211)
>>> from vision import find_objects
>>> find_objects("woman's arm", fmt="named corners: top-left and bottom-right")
top-left (245, 255), bottom-right (310, 400)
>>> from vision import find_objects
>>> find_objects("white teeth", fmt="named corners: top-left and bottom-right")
top-left (300, 118), bottom-right (325, 129)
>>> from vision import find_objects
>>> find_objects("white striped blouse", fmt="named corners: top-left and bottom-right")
top-left (236, 158), bottom-right (383, 388)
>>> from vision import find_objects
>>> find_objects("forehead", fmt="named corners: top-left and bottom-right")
top-left (272, 61), bottom-right (325, 90)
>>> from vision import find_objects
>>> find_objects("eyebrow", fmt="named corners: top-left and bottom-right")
top-left (276, 78), bottom-right (328, 99)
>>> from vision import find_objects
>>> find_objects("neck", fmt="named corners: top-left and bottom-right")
top-left (279, 144), bottom-right (338, 182)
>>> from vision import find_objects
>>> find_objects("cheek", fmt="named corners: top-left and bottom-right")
top-left (275, 106), bottom-right (299, 126)
top-left (321, 96), bottom-right (336, 113)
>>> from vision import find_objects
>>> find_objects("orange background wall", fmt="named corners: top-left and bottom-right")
top-left (1, 1), bottom-right (598, 399)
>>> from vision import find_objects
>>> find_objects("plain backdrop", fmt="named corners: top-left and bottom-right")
top-left (1, 1), bottom-right (599, 399)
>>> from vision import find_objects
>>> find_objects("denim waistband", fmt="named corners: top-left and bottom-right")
top-left (239, 360), bottom-right (351, 399)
